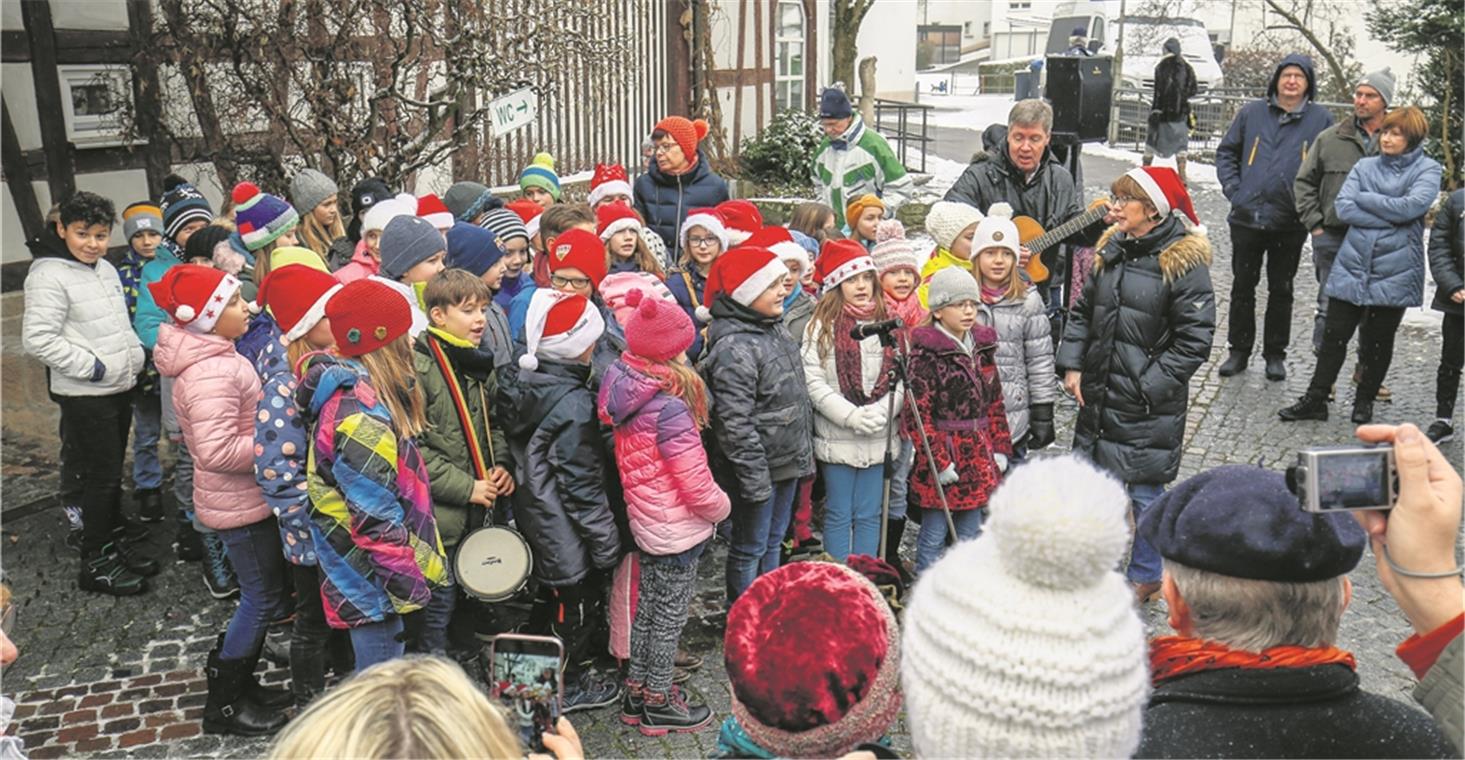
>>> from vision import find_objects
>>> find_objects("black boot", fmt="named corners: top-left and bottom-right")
top-left (236, 634), bottom-right (293, 710)
top-left (1351, 400), bottom-right (1374, 425)
top-left (114, 539), bottom-right (160, 577)
top-left (1279, 393), bottom-right (1330, 422)
top-left (202, 646), bottom-right (288, 736)
top-left (884, 518), bottom-right (912, 587)
top-left (1264, 356), bottom-right (1286, 382)
top-left (176, 521), bottom-right (204, 562)
top-left (136, 488), bottom-right (164, 523)
top-left (78, 546), bottom-right (148, 596)
top-left (1218, 350), bottom-right (1249, 377)
top-left (638, 686), bottom-right (713, 736)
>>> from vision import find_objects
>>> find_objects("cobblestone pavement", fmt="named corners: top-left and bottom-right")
top-left (2, 152), bottom-right (1460, 758)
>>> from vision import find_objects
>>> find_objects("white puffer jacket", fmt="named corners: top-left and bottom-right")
top-left (975, 290), bottom-right (1058, 441)
top-left (801, 320), bottom-right (903, 468)
top-left (22, 248), bottom-right (145, 397)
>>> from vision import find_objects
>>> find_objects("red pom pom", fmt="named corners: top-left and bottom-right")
top-left (232, 181), bottom-right (260, 206)
top-left (693, 119), bottom-right (710, 142)
top-left (625, 288), bottom-right (644, 308)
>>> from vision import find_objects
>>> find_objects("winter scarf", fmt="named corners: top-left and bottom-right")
top-left (980, 284), bottom-right (1008, 304)
top-left (883, 291), bottom-right (926, 329)
top-left (423, 327), bottom-right (496, 480)
top-left (1150, 635), bottom-right (1357, 686)
top-left (835, 301), bottom-right (893, 406)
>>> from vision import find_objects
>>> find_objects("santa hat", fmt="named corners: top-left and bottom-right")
top-left (547, 228), bottom-right (608, 290)
top-left (971, 202), bottom-right (1020, 258)
top-left (815, 239), bottom-right (876, 294)
top-left (505, 198), bottom-right (544, 240)
top-left (587, 163), bottom-right (633, 206)
top-left (717, 200), bottom-right (763, 245)
top-left (362, 193), bottom-right (417, 235)
top-left (748, 226), bottom-right (810, 279)
top-left (147, 264), bottom-right (243, 335)
top-left (680, 207), bottom-right (729, 252)
top-left (596, 202), bottom-right (643, 242)
top-left (416, 193), bottom-right (455, 231)
top-left (325, 279), bottom-right (413, 357)
top-left (1124, 167), bottom-right (1205, 235)
top-left (697, 246), bottom-right (788, 322)
top-left (519, 289), bottom-right (605, 371)
top-left (870, 219), bottom-right (921, 276)
top-left (257, 264), bottom-right (342, 342)
top-left (232, 182), bottom-right (300, 252)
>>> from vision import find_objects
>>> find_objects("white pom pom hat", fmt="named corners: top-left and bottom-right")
top-left (519, 289), bottom-right (605, 371)
top-left (146, 263), bottom-right (243, 335)
top-left (971, 202), bottom-right (1020, 258)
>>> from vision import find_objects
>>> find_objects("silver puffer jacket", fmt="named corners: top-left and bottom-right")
top-left (975, 290), bottom-right (1058, 442)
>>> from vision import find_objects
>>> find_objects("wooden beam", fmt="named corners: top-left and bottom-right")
top-left (126, 0), bottom-right (171, 200)
top-left (709, 68), bottom-right (775, 88)
top-left (53, 29), bottom-right (133, 63)
top-left (21, 0), bottom-right (77, 201)
top-left (2, 98), bottom-right (46, 242)
top-left (1, 31), bottom-right (29, 62)
top-left (804, 0), bottom-right (818, 111)
top-left (666, 0), bottom-right (691, 118)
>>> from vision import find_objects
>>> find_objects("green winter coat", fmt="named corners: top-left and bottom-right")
top-left (413, 328), bottom-right (511, 548)
top-left (812, 116), bottom-right (912, 227)
top-left (1294, 117), bottom-right (1377, 233)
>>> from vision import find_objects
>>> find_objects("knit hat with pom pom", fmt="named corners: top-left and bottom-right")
top-left (622, 284), bottom-right (695, 361)
top-left (870, 219), bottom-right (920, 276)
top-left (900, 455), bottom-right (1149, 759)
top-left (148, 263), bottom-right (243, 335)
top-left (232, 182), bottom-right (300, 252)
top-left (971, 202), bottom-right (1020, 258)
top-left (924, 200), bottom-right (984, 252)
top-left (519, 152), bottom-right (562, 201)
top-left (654, 116), bottom-right (711, 164)
top-left (519, 289), bottom-right (604, 371)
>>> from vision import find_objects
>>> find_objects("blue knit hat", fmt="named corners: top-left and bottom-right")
top-left (446, 221), bottom-right (505, 277)
top-left (380, 215), bottom-right (446, 280)
top-left (232, 182), bottom-right (300, 252)
top-left (819, 85), bottom-right (853, 120)
top-left (519, 152), bottom-right (562, 201)
top-left (159, 174), bottom-right (214, 243)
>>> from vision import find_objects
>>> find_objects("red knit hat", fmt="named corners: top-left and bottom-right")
top-left (623, 287), bottom-right (694, 361)
top-left (1123, 166), bottom-right (1205, 235)
top-left (257, 264), bottom-right (342, 342)
top-left (587, 163), bottom-right (633, 206)
top-left (519, 289), bottom-right (605, 371)
top-left (596, 202), bottom-right (643, 242)
top-left (148, 264), bottom-right (243, 335)
top-left (654, 116), bottom-right (710, 162)
top-left (416, 193), bottom-right (454, 231)
top-left (815, 239), bottom-right (877, 294)
top-left (697, 246), bottom-right (789, 322)
top-left (747, 226), bottom-right (811, 279)
top-left (725, 562), bottom-right (902, 758)
top-left (547, 227), bottom-right (609, 290)
top-left (325, 279), bottom-right (412, 357)
top-left (717, 199), bottom-right (764, 245)
top-left (505, 198), bottom-right (544, 239)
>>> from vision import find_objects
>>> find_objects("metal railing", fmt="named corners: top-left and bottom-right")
top-left (1108, 86), bottom-right (1352, 160)
top-left (871, 98), bottom-right (935, 173)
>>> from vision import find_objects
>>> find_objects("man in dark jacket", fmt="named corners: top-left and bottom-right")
top-left (1134, 466), bottom-right (1455, 759)
top-left (1143, 38), bottom-right (1197, 183)
top-left (1215, 54), bottom-right (1333, 381)
top-left (634, 116), bottom-right (730, 261)
top-left (1428, 189), bottom-right (1465, 443)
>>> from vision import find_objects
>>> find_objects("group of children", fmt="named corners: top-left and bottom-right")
top-left (22, 145), bottom-right (1062, 739)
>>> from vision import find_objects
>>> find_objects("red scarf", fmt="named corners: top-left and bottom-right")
top-left (835, 301), bottom-right (893, 406)
top-left (884, 290), bottom-right (927, 329)
top-left (1149, 635), bottom-right (1357, 686)
top-left (980, 284), bottom-right (1008, 305)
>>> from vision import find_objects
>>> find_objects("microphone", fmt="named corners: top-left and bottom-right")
top-left (849, 318), bottom-right (903, 341)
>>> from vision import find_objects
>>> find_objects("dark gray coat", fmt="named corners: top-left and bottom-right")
top-left (1056, 218), bottom-right (1214, 485)
top-left (944, 140), bottom-right (1083, 230)
top-left (697, 297), bottom-right (815, 505)
top-left (1429, 189), bottom-right (1464, 315)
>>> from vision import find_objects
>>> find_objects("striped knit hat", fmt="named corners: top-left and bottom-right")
top-left (519, 152), bottom-right (562, 201)
top-left (159, 174), bottom-right (214, 243)
top-left (480, 207), bottom-right (530, 245)
top-left (232, 182), bottom-right (299, 252)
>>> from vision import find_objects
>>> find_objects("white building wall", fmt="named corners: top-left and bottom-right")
top-left (853, 0), bottom-right (917, 100)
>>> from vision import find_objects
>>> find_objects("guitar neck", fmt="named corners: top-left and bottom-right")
top-left (1028, 205), bottom-right (1107, 253)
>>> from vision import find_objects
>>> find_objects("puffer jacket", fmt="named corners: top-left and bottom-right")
top-left (296, 355), bottom-right (448, 629)
top-left (477, 300), bottom-right (515, 370)
top-left (413, 329), bottom-right (510, 549)
top-left (976, 290), bottom-right (1058, 441)
top-left (1326, 146), bottom-right (1442, 308)
top-left (698, 297), bottom-right (816, 505)
top-left (1215, 54), bottom-right (1334, 231)
top-left (812, 115), bottom-right (913, 227)
top-left (155, 323), bottom-right (270, 531)
top-left (598, 359), bottom-right (731, 555)
top-left (782, 290), bottom-right (815, 346)
top-left (1056, 217), bottom-right (1215, 485)
top-left (1294, 117), bottom-right (1378, 233)
top-left (22, 230), bottom-right (146, 397)
top-left (1429, 189), bottom-right (1465, 315)
top-left (634, 151), bottom-right (730, 259)
top-left (133, 246), bottom-right (181, 350)
top-left (498, 358), bottom-right (620, 587)
top-left (253, 323), bottom-right (324, 565)
top-left (801, 320), bottom-right (903, 469)
top-left (333, 240), bottom-right (379, 285)
top-left (944, 139), bottom-right (1083, 231)
top-left (666, 267), bottom-right (710, 360)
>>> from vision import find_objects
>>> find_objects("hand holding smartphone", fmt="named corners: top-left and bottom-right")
top-left (489, 634), bottom-right (564, 754)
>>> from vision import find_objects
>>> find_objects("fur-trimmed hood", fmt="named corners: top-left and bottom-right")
top-left (1092, 219), bottom-right (1211, 284)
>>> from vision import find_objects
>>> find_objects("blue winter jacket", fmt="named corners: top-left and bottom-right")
top-left (1326, 146), bottom-right (1442, 308)
top-left (1215, 54), bottom-right (1334, 231)
top-left (133, 245), bottom-right (182, 350)
top-left (633, 151), bottom-right (730, 261)
top-left (665, 266), bottom-right (709, 361)
top-left (252, 320), bottom-right (323, 566)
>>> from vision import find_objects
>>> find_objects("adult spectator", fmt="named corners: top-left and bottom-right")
top-left (1426, 189), bottom-right (1464, 443)
top-left (1143, 38), bottom-right (1197, 185)
top-left (811, 85), bottom-right (912, 229)
top-left (1215, 54), bottom-right (1334, 381)
top-left (1280, 106), bottom-right (1441, 425)
top-left (1064, 26), bottom-right (1094, 56)
top-left (633, 116), bottom-right (730, 261)
top-left (1134, 463), bottom-right (1455, 758)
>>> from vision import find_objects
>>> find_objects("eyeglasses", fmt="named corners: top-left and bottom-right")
top-left (1112, 195), bottom-right (1140, 206)
top-left (550, 274), bottom-right (592, 290)
top-left (687, 236), bottom-right (721, 248)
top-left (653, 141), bottom-right (682, 155)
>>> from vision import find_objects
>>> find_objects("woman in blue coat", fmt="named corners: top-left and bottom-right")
top-left (1280, 106), bottom-right (1442, 425)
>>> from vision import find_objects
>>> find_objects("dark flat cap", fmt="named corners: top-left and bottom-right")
top-left (1138, 465), bottom-right (1366, 582)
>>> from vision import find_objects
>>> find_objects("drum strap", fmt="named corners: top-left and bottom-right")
top-left (426, 336), bottom-right (490, 481)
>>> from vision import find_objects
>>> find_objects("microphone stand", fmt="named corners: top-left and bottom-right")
top-left (877, 330), bottom-right (957, 561)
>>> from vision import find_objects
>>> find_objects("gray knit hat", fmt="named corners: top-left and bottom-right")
top-left (379, 215), bottom-right (446, 280)
top-left (479, 207), bottom-right (530, 244)
top-left (444, 181), bottom-right (498, 222)
top-left (290, 169), bottom-right (339, 215)
top-left (1356, 68), bottom-right (1395, 108)
top-left (927, 267), bottom-right (980, 312)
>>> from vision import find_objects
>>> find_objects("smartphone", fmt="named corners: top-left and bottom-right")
top-left (1294, 445), bottom-right (1398, 512)
top-left (488, 634), bottom-right (564, 753)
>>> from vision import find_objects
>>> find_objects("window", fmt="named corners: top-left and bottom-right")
top-left (918, 25), bottom-right (962, 67)
top-left (774, 0), bottom-right (806, 112)
top-left (1011, 1), bottom-right (1031, 8)
top-left (58, 65), bottom-right (134, 146)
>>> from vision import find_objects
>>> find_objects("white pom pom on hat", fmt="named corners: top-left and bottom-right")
top-left (695, 304), bottom-right (713, 323)
top-left (986, 202), bottom-right (1014, 220)
top-left (175, 304), bottom-right (197, 322)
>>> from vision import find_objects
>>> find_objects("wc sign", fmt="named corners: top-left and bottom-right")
top-left (488, 87), bottom-right (538, 136)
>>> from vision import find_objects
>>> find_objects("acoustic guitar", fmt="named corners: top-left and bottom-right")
top-left (1011, 197), bottom-right (1110, 283)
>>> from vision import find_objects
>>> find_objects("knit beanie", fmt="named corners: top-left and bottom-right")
top-left (845, 194), bottom-right (886, 230)
top-left (350, 177), bottom-right (392, 218)
top-left (596, 202), bottom-right (643, 241)
top-left (818, 84), bottom-right (853, 120)
top-left (546, 228), bottom-right (608, 290)
top-left (325, 279), bottom-right (413, 357)
top-left (362, 193), bottom-right (417, 236)
top-left (600, 271), bottom-right (677, 329)
top-left (870, 219), bottom-right (919, 276)
top-left (698, 246), bottom-right (789, 321)
top-left (653, 116), bottom-right (710, 163)
top-left (232, 182), bottom-right (300, 252)
top-left (815, 239), bottom-right (876, 294)
top-left (971, 202), bottom-right (1020, 258)
top-left (924, 200), bottom-right (984, 252)
top-left (183, 225), bottom-right (232, 265)
top-left (379, 215), bottom-right (446, 281)
top-left (479, 207), bottom-right (530, 245)
top-left (445, 221), bottom-right (505, 277)
top-left (621, 285), bottom-right (694, 361)
top-left (289, 169), bottom-right (338, 215)
top-left (147, 263), bottom-right (243, 335)
top-left (901, 455), bottom-right (1149, 759)
top-left (519, 152), bottom-right (562, 201)
top-left (443, 180), bottom-right (497, 222)
top-left (717, 200), bottom-right (764, 246)
top-left (587, 163), bottom-right (633, 207)
top-left (519, 289), bottom-right (605, 371)
top-left (257, 263), bottom-right (341, 341)
top-left (1356, 67), bottom-right (1396, 108)
top-left (680, 207), bottom-right (729, 252)
top-left (505, 199), bottom-right (545, 240)
top-left (725, 562), bottom-right (902, 758)
top-left (926, 266), bottom-right (981, 312)
top-left (159, 174), bottom-right (214, 243)
top-left (269, 246), bottom-right (329, 274)
top-left (122, 202), bottom-right (164, 242)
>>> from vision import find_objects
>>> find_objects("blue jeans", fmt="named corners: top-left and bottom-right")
top-left (131, 390), bottom-right (162, 490)
top-left (350, 616), bottom-right (405, 671)
top-left (420, 563), bottom-right (456, 655)
top-left (1126, 483), bottom-right (1165, 583)
top-left (820, 462), bottom-right (884, 561)
top-left (726, 478), bottom-right (798, 602)
top-left (887, 439), bottom-right (913, 520)
top-left (218, 518), bottom-right (288, 660)
top-left (915, 507), bottom-right (986, 574)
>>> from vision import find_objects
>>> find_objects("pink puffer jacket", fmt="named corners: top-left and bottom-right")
top-left (155, 323), bottom-right (270, 530)
top-left (598, 358), bottom-right (730, 556)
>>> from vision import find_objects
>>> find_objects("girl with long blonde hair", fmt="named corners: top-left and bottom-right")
top-left (599, 203), bottom-right (666, 279)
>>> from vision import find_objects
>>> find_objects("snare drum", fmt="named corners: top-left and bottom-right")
top-left (455, 526), bottom-right (533, 602)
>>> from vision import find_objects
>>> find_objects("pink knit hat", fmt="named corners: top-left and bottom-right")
top-left (623, 286), bottom-right (694, 361)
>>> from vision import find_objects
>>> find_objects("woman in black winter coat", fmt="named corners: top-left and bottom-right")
top-left (1056, 167), bottom-right (1215, 601)
top-left (1428, 188), bottom-right (1464, 443)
